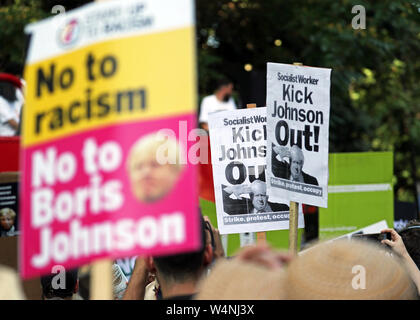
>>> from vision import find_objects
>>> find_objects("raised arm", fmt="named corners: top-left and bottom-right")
top-left (381, 228), bottom-right (420, 295)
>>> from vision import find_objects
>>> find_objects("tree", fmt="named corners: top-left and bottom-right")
top-left (2, 0), bottom-right (420, 205)
top-left (0, 0), bottom-right (47, 74)
top-left (197, 0), bottom-right (420, 206)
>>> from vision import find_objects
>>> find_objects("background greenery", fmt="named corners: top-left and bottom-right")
top-left (1, 0), bottom-right (419, 211)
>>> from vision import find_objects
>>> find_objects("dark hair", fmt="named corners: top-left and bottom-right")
top-left (40, 268), bottom-right (78, 299)
top-left (399, 220), bottom-right (420, 269)
top-left (153, 214), bottom-right (207, 283)
top-left (215, 78), bottom-right (233, 92)
top-left (0, 81), bottom-right (17, 102)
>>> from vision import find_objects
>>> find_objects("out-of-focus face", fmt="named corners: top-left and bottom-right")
top-left (225, 83), bottom-right (234, 95)
top-left (0, 214), bottom-right (14, 231)
top-left (129, 154), bottom-right (182, 203)
top-left (290, 157), bottom-right (303, 180)
top-left (220, 83), bottom-right (234, 102)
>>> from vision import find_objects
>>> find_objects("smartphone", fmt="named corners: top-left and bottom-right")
top-left (351, 232), bottom-right (392, 243)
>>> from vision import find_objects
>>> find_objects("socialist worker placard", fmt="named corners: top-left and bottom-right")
top-left (266, 63), bottom-right (331, 208)
top-left (208, 107), bottom-right (304, 234)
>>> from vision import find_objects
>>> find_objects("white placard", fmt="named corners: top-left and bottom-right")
top-left (209, 107), bottom-right (304, 234)
top-left (266, 63), bottom-right (331, 208)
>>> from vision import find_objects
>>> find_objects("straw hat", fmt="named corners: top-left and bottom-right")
top-left (0, 265), bottom-right (25, 300)
top-left (284, 240), bottom-right (417, 300)
top-left (195, 258), bottom-right (287, 300)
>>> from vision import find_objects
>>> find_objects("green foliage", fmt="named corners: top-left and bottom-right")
top-left (1, 0), bottom-right (419, 203)
top-left (0, 0), bottom-right (48, 74)
top-left (197, 0), bottom-right (420, 203)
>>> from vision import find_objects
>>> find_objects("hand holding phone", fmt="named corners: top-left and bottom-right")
top-left (380, 228), bottom-right (410, 258)
top-left (351, 232), bottom-right (391, 243)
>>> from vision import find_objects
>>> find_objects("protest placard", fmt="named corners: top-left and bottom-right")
top-left (20, 0), bottom-right (200, 278)
top-left (208, 107), bottom-right (304, 235)
top-left (266, 63), bottom-right (331, 208)
top-left (0, 173), bottom-right (19, 238)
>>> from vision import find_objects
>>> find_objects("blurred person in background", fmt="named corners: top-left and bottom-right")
top-left (397, 220), bottom-right (420, 269)
top-left (199, 78), bottom-right (236, 132)
top-left (123, 214), bottom-right (224, 300)
top-left (197, 239), bottom-right (418, 300)
top-left (0, 265), bottom-right (25, 300)
top-left (40, 268), bottom-right (79, 300)
top-left (0, 73), bottom-right (24, 136)
top-left (381, 228), bottom-right (420, 296)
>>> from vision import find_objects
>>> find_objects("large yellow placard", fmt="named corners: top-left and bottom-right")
top-left (23, 27), bottom-right (195, 147)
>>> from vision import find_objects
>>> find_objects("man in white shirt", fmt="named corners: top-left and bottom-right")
top-left (199, 78), bottom-right (236, 131)
top-left (0, 76), bottom-right (24, 136)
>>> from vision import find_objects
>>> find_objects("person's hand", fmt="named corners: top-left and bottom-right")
top-left (273, 145), bottom-right (290, 159)
top-left (382, 228), bottom-right (420, 296)
top-left (381, 228), bottom-right (409, 258)
top-left (235, 244), bottom-right (292, 270)
top-left (203, 216), bottom-right (225, 259)
top-left (224, 184), bottom-right (250, 199)
top-left (122, 256), bottom-right (149, 300)
top-left (132, 256), bottom-right (148, 273)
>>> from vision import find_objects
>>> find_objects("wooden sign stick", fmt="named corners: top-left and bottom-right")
top-left (90, 0), bottom-right (113, 301)
top-left (246, 103), bottom-right (266, 244)
top-left (288, 62), bottom-right (303, 253)
top-left (90, 259), bottom-right (113, 300)
top-left (288, 202), bottom-right (299, 253)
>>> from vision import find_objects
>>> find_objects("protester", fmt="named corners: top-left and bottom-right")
top-left (112, 264), bottom-right (128, 300)
top-left (203, 215), bottom-right (225, 260)
top-left (397, 220), bottom-right (420, 269)
top-left (196, 240), bottom-right (418, 300)
top-left (287, 239), bottom-right (417, 299)
top-left (381, 228), bottom-right (420, 296)
top-left (40, 268), bottom-right (79, 300)
top-left (196, 244), bottom-right (291, 300)
top-left (0, 73), bottom-right (24, 136)
top-left (123, 214), bottom-right (223, 300)
top-left (199, 78), bottom-right (236, 132)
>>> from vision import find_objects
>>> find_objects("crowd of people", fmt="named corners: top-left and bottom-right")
top-left (17, 216), bottom-right (417, 300)
top-left (0, 71), bottom-right (418, 300)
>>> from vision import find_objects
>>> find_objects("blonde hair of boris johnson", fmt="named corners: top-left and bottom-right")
top-left (0, 208), bottom-right (16, 219)
top-left (127, 131), bottom-right (186, 171)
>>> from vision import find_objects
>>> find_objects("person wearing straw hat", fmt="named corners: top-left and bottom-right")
top-left (0, 265), bottom-right (25, 299)
top-left (381, 228), bottom-right (420, 296)
top-left (196, 240), bottom-right (419, 300)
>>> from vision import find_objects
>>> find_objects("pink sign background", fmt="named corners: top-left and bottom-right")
top-left (20, 113), bottom-right (200, 278)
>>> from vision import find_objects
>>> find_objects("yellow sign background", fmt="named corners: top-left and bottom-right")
top-left (23, 27), bottom-right (196, 147)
